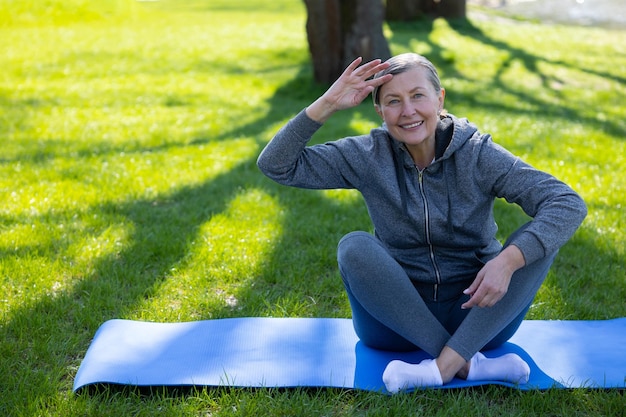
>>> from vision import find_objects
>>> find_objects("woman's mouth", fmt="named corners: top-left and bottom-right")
top-left (400, 121), bottom-right (423, 129)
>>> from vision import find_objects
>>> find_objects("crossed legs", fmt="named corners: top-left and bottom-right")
top-left (337, 230), bottom-right (555, 392)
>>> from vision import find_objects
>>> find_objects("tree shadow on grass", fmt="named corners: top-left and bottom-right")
top-left (0, 63), bottom-right (374, 414)
top-left (386, 16), bottom-right (625, 140)
top-left (1, 25), bottom-right (624, 415)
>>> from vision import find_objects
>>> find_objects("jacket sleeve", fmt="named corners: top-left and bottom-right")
top-left (478, 139), bottom-right (587, 265)
top-left (257, 109), bottom-right (364, 190)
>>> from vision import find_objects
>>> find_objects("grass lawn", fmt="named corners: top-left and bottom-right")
top-left (1, 0), bottom-right (624, 415)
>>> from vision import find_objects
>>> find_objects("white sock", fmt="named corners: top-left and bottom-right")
top-left (382, 358), bottom-right (443, 393)
top-left (466, 352), bottom-right (530, 384)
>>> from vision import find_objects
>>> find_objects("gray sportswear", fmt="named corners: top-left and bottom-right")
top-left (257, 110), bottom-right (587, 297)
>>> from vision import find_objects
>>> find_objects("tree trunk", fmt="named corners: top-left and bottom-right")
top-left (431, 0), bottom-right (466, 18)
top-left (386, 0), bottom-right (466, 20)
top-left (304, 0), bottom-right (390, 84)
top-left (386, 0), bottom-right (428, 21)
top-left (303, 0), bottom-right (342, 85)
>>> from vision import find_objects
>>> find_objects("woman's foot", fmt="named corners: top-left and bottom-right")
top-left (466, 352), bottom-right (530, 384)
top-left (382, 358), bottom-right (443, 393)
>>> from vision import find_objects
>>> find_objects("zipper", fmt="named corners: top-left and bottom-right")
top-left (417, 169), bottom-right (442, 301)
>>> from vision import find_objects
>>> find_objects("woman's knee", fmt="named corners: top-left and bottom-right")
top-left (358, 329), bottom-right (418, 352)
top-left (337, 231), bottom-right (381, 266)
top-left (349, 292), bottom-right (418, 352)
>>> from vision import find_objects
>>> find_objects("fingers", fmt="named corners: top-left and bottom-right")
top-left (463, 280), bottom-right (479, 298)
top-left (461, 294), bottom-right (478, 310)
top-left (345, 56), bottom-right (364, 73)
top-left (319, 57), bottom-right (392, 115)
top-left (461, 273), bottom-right (481, 307)
top-left (461, 287), bottom-right (478, 310)
top-left (345, 57), bottom-right (390, 82)
top-left (461, 288), bottom-right (492, 309)
top-left (462, 281), bottom-right (507, 309)
top-left (461, 269), bottom-right (507, 309)
top-left (462, 291), bottom-right (489, 309)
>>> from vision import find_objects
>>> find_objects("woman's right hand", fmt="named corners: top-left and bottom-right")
top-left (306, 57), bottom-right (393, 123)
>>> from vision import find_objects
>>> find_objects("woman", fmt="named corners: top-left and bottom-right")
top-left (257, 53), bottom-right (587, 392)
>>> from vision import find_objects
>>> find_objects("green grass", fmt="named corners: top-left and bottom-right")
top-left (1, 0), bottom-right (625, 415)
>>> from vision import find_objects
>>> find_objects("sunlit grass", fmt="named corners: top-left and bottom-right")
top-left (1, 0), bottom-right (625, 415)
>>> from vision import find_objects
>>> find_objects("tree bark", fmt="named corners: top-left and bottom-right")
top-left (304, 0), bottom-right (342, 85)
top-left (431, 0), bottom-right (466, 18)
top-left (304, 0), bottom-right (390, 84)
top-left (386, 0), bottom-right (428, 21)
top-left (386, 0), bottom-right (466, 20)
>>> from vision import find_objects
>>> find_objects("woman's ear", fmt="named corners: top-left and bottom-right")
top-left (439, 87), bottom-right (446, 111)
top-left (375, 104), bottom-right (383, 119)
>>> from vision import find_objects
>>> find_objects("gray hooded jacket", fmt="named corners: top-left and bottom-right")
top-left (257, 110), bottom-right (587, 294)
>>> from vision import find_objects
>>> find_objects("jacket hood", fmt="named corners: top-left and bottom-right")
top-left (441, 115), bottom-right (480, 159)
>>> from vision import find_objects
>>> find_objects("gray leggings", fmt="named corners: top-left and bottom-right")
top-left (337, 226), bottom-right (556, 361)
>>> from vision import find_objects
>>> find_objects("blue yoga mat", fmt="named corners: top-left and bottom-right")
top-left (73, 317), bottom-right (626, 393)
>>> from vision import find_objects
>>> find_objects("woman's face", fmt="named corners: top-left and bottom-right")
top-left (375, 67), bottom-right (445, 152)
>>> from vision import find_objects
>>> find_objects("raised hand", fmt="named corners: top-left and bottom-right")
top-left (306, 57), bottom-right (393, 123)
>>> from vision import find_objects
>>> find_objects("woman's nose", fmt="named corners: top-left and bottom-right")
top-left (401, 101), bottom-right (416, 117)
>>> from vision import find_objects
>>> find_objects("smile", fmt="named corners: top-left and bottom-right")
top-left (400, 121), bottom-right (423, 129)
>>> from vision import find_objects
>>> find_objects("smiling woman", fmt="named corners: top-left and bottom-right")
top-left (0, 0), bottom-right (625, 414)
top-left (257, 53), bottom-right (587, 393)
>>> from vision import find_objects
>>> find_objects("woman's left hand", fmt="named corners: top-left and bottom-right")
top-left (461, 245), bottom-right (525, 309)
